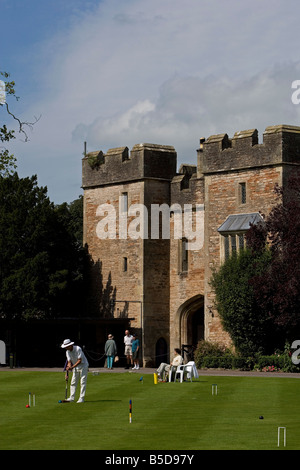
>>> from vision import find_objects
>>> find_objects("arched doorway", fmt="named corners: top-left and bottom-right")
top-left (176, 295), bottom-right (204, 359)
top-left (188, 307), bottom-right (204, 346)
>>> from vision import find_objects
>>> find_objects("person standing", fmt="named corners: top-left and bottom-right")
top-left (131, 334), bottom-right (140, 370)
top-left (124, 329), bottom-right (133, 369)
top-left (105, 334), bottom-right (117, 369)
top-left (61, 339), bottom-right (89, 403)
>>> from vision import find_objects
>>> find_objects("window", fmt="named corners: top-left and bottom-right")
top-left (224, 236), bottom-right (230, 259)
top-left (222, 233), bottom-right (245, 260)
top-left (239, 182), bottom-right (246, 204)
top-left (238, 234), bottom-right (245, 250)
top-left (179, 238), bottom-right (188, 273)
top-left (123, 257), bottom-right (128, 272)
top-left (230, 235), bottom-right (237, 254)
top-left (120, 192), bottom-right (128, 213)
top-left (218, 213), bottom-right (264, 261)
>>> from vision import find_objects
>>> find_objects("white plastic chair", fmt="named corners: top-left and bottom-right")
top-left (168, 365), bottom-right (177, 382)
top-left (184, 361), bottom-right (199, 381)
top-left (174, 365), bottom-right (185, 382)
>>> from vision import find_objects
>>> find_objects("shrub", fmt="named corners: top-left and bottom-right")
top-left (194, 340), bottom-right (229, 358)
top-left (232, 356), bottom-right (254, 371)
top-left (210, 248), bottom-right (274, 356)
top-left (194, 340), bottom-right (233, 369)
top-left (255, 352), bottom-right (300, 373)
top-left (194, 340), bottom-right (300, 372)
top-left (198, 355), bottom-right (233, 369)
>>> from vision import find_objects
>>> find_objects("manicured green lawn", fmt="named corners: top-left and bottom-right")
top-left (0, 370), bottom-right (299, 450)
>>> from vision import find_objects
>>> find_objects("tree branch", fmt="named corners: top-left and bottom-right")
top-left (5, 102), bottom-right (41, 142)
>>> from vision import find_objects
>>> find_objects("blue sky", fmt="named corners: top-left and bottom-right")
top-left (1, 0), bottom-right (300, 203)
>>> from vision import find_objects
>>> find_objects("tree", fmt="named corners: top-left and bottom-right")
top-left (0, 71), bottom-right (40, 176)
top-left (211, 175), bottom-right (300, 354)
top-left (55, 195), bottom-right (83, 245)
top-left (0, 174), bottom-right (86, 320)
top-left (246, 175), bottom-right (300, 337)
top-left (210, 248), bottom-right (274, 355)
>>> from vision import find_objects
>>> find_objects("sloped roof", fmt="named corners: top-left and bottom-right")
top-left (217, 213), bottom-right (263, 233)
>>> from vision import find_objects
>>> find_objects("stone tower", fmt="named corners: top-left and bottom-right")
top-left (82, 143), bottom-right (177, 366)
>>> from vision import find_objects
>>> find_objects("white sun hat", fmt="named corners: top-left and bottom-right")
top-left (61, 339), bottom-right (74, 348)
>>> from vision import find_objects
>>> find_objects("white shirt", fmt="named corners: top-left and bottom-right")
top-left (66, 345), bottom-right (89, 368)
top-left (124, 335), bottom-right (133, 346)
top-left (171, 354), bottom-right (183, 367)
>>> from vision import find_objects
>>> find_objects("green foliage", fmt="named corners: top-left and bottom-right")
top-left (194, 341), bottom-right (254, 370)
top-left (0, 71), bottom-right (39, 176)
top-left (194, 340), bottom-right (230, 360)
top-left (246, 176), bottom-right (300, 334)
top-left (254, 343), bottom-right (300, 373)
top-left (0, 72), bottom-right (18, 176)
top-left (54, 195), bottom-right (83, 244)
top-left (0, 173), bottom-right (86, 320)
top-left (87, 151), bottom-right (104, 169)
top-left (194, 340), bottom-right (300, 373)
top-left (210, 248), bottom-right (275, 356)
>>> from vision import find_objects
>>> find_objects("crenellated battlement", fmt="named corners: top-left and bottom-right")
top-left (82, 143), bottom-right (177, 188)
top-left (171, 164), bottom-right (200, 205)
top-left (200, 125), bottom-right (300, 175)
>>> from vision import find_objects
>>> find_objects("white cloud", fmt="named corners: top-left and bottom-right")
top-left (72, 63), bottom-right (300, 161)
top-left (8, 0), bottom-right (300, 202)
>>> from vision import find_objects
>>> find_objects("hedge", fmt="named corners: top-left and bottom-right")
top-left (196, 355), bottom-right (253, 371)
top-left (195, 354), bottom-right (299, 372)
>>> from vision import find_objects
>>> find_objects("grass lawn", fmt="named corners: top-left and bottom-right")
top-left (0, 370), bottom-right (299, 450)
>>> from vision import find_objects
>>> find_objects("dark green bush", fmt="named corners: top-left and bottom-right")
top-left (198, 356), bottom-right (232, 369)
top-left (232, 356), bottom-right (254, 371)
top-left (194, 341), bottom-right (234, 369)
top-left (255, 355), bottom-right (283, 371)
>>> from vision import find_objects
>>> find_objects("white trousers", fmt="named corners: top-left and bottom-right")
top-left (70, 366), bottom-right (88, 400)
top-left (157, 362), bottom-right (170, 376)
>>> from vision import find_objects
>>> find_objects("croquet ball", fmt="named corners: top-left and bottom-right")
top-left (26, 404), bottom-right (30, 408)
top-left (58, 400), bottom-right (62, 403)
top-left (259, 416), bottom-right (264, 419)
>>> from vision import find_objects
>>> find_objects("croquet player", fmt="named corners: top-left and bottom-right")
top-left (61, 339), bottom-right (89, 403)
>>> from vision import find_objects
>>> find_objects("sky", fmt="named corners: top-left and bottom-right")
top-left (1, 0), bottom-right (300, 204)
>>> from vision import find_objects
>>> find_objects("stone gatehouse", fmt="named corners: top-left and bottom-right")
top-left (82, 124), bottom-right (300, 366)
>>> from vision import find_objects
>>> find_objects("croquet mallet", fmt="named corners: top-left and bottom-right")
top-left (60, 360), bottom-right (70, 403)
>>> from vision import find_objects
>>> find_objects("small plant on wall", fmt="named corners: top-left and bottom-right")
top-left (88, 151), bottom-right (104, 169)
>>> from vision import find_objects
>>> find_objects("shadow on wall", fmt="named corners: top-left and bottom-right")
top-left (85, 256), bottom-right (128, 319)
